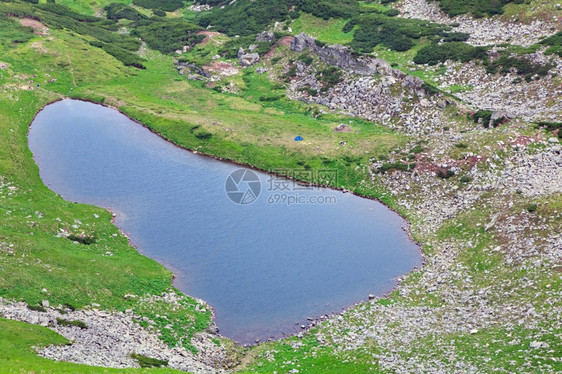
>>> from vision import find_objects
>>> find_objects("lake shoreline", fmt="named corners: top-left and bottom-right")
top-left (27, 96), bottom-right (426, 347)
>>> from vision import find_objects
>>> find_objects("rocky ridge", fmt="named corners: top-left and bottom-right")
top-left (0, 293), bottom-right (229, 373)
top-left (434, 52), bottom-right (562, 122)
top-left (397, 0), bottom-right (559, 47)
top-left (287, 33), bottom-right (448, 134)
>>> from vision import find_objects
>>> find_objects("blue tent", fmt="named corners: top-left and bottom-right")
top-left (295, 136), bottom-right (303, 141)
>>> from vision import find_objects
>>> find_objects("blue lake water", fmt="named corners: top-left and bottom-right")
top-left (28, 99), bottom-right (422, 344)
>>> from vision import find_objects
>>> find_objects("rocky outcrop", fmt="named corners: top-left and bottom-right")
top-left (288, 68), bottom-right (444, 134)
top-left (397, 0), bottom-right (559, 47)
top-left (290, 33), bottom-right (316, 52)
top-left (237, 48), bottom-right (260, 66)
top-left (333, 123), bottom-right (351, 132)
top-left (0, 294), bottom-right (229, 373)
top-left (287, 34), bottom-right (441, 133)
top-left (256, 31), bottom-right (275, 42)
top-left (434, 52), bottom-right (562, 122)
top-left (175, 61), bottom-right (210, 79)
top-left (290, 33), bottom-right (393, 76)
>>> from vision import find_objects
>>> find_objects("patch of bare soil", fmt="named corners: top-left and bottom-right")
top-left (203, 61), bottom-right (239, 76)
top-left (18, 18), bottom-right (48, 36)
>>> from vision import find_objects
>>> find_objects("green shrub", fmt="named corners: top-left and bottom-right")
top-left (195, 131), bottom-right (213, 140)
top-left (198, 0), bottom-right (297, 36)
top-left (435, 0), bottom-right (517, 17)
top-left (132, 19), bottom-right (203, 54)
top-left (284, 65), bottom-right (298, 81)
top-left (460, 175), bottom-right (472, 183)
top-left (130, 353), bottom-right (168, 368)
top-left (302, 87), bottom-right (317, 96)
top-left (218, 35), bottom-right (274, 59)
top-left (89, 41), bottom-right (146, 69)
top-left (378, 162), bottom-right (415, 173)
top-left (27, 304), bottom-right (47, 312)
top-left (535, 121), bottom-right (562, 138)
top-left (437, 169), bottom-right (455, 179)
top-left (0, 17), bottom-right (34, 47)
top-left (384, 9), bottom-right (399, 17)
top-left (414, 42), bottom-right (487, 65)
top-left (443, 32), bottom-right (469, 42)
top-left (486, 56), bottom-right (554, 80)
top-left (67, 233), bottom-right (97, 245)
top-left (63, 303), bottom-right (76, 311)
top-left (298, 54), bottom-right (313, 65)
top-left (36, 3), bottom-right (99, 22)
top-left (316, 66), bottom-right (342, 91)
top-left (350, 13), bottom-right (459, 53)
top-left (342, 19), bottom-right (355, 33)
top-left (133, 0), bottom-right (184, 12)
top-left (471, 110), bottom-right (493, 127)
top-left (541, 31), bottom-right (562, 57)
top-left (105, 3), bottom-right (146, 21)
top-left (526, 203), bottom-right (537, 212)
top-left (56, 318), bottom-right (87, 329)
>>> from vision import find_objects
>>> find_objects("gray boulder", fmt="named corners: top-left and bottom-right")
top-left (290, 32), bottom-right (316, 52)
top-left (401, 75), bottom-right (424, 89)
top-left (237, 47), bottom-right (245, 59)
top-left (239, 53), bottom-right (260, 66)
top-left (256, 31), bottom-right (275, 42)
top-left (488, 110), bottom-right (515, 127)
top-left (334, 123), bottom-right (351, 132)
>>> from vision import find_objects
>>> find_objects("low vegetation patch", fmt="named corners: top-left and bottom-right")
top-left (27, 304), bottom-right (47, 313)
top-left (535, 121), bottom-right (562, 138)
top-left (470, 110), bottom-right (505, 128)
top-left (104, 3), bottom-right (146, 21)
top-left (486, 56), bottom-right (554, 81)
top-left (377, 162), bottom-right (416, 173)
top-left (434, 0), bottom-right (521, 17)
top-left (349, 14), bottom-right (450, 52)
top-left (132, 19), bottom-right (203, 55)
top-left (437, 169), bottom-right (455, 179)
top-left (540, 31), bottom-right (562, 57)
top-left (67, 233), bottom-right (96, 245)
top-left (132, 0), bottom-right (184, 12)
top-left (198, 0), bottom-right (359, 36)
top-left (130, 352), bottom-right (169, 368)
top-left (218, 34), bottom-right (276, 59)
top-left (56, 318), bottom-right (87, 329)
top-left (316, 66), bottom-right (343, 92)
top-left (526, 203), bottom-right (538, 212)
top-left (414, 42), bottom-right (487, 65)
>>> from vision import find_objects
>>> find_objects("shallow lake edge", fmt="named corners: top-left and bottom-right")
top-left (28, 96), bottom-right (427, 346)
